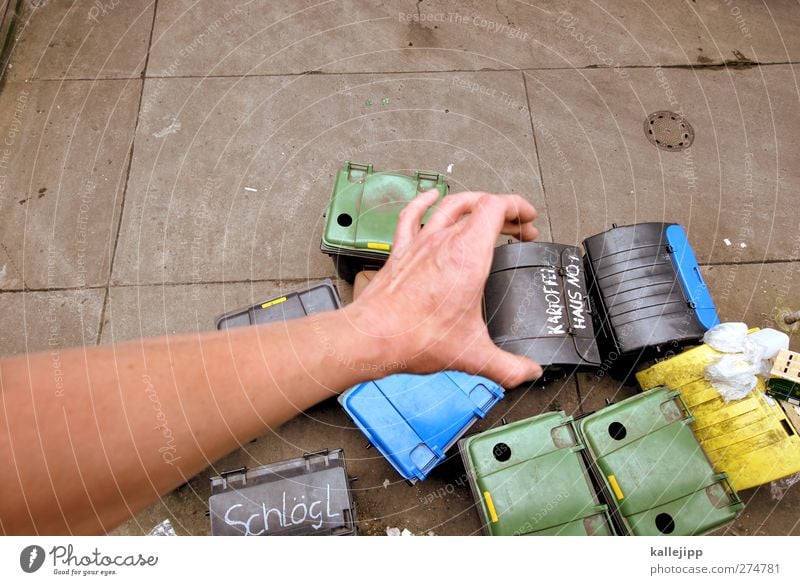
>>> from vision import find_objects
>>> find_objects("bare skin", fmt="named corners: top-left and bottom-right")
top-left (0, 191), bottom-right (542, 535)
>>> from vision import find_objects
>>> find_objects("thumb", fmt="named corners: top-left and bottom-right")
top-left (460, 339), bottom-right (543, 388)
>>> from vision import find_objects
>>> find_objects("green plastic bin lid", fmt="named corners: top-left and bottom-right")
top-left (579, 387), bottom-right (690, 457)
top-left (460, 411), bottom-right (613, 536)
top-left (527, 513), bottom-right (615, 536)
top-left (321, 161), bottom-right (448, 257)
top-left (578, 387), bottom-right (744, 535)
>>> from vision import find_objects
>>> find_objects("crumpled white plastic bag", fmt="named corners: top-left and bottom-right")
top-left (386, 527), bottom-right (435, 536)
top-left (703, 323), bottom-right (768, 401)
top-left (705, 352), bottom-right (762, 401)
top-left (148, 518), bottom-right (176, 536)
top-left (703, 322), bottom-right (749, 353)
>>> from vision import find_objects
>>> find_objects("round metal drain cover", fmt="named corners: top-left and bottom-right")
top-left (644, 111), bottom-right (694, 151)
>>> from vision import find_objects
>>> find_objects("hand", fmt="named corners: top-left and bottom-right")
top-left (347, 190), bottom-right (543, 387)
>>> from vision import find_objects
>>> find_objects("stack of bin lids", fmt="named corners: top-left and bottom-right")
top-left (578, 387), bottom-right (743, 535)
top-left (339, 371), bottom-right (504, 483)
top-left (459, 411), bottom-right (615, 536)
top-left (637, 339), bottom-right (800, 491)
top-left (215, 279), bottom-right (341, 330)
top-left (208, 449), bottom-right (357, 536)
top-left (320, 161), bottom-right (448, 282)
top-left (582, 222), bottom-right (719, 360)
top-left (484, 242), bottom-right (601, 372)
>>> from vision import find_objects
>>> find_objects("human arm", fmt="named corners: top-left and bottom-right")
top-left (0, 191), bottom-right (542, 535)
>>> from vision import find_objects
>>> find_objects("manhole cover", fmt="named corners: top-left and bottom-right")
top-left (644, 111), bottom-right (694, 151)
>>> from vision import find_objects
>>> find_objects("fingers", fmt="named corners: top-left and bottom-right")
top-left (501, 218), bottom-right (539, 242)
top-left (392, 189), bottom-right (441, 256)
top-left (424, 192), bottom-right (486, 232)
top-left (460, 340), bottom-right (543, 388)
top-left (467, 194), bottom-right (537, 234)
top-left (426, 192), bottom-right (538, 245)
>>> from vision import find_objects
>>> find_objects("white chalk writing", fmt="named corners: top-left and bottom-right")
top-left (536, 253), bottom-right (588, 335)
top-left (540, 267), bottom-right (566, 334)
top-left (564, 255), bottom-right (587, 331)
top-left (222, 484), bottom-right (340, 535)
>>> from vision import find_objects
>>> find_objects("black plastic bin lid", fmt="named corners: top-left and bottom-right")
top-left (484, 242), bottom-right (601, 371)
top-left (215, 279), bottom-right (341, 330)
top-left (208, 449), bottom-right (357, 536)
top-left (582, 222), bottom-right (713, 358)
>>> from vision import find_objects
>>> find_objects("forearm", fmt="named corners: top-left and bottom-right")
top-left (0, 304), bottom-right (388, 535)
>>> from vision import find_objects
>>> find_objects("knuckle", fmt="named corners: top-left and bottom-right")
top-left (476, 194), bottom-right (498, 213)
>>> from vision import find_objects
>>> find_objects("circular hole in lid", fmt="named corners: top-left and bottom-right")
top-left (493, 442), bottom-right (512, 462)
top-left (655, 513), bottom-right (676, 534)
top-left (337, 213), bottom-right (353, 227)
top-left (608, 422), bottom-right (627, 440)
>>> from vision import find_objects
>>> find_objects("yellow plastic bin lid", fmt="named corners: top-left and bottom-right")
top-left (636, 338), bottom-right (800, 491)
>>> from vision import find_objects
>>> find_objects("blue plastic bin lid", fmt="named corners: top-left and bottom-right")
top-left (665, 224), bottom-right (720, 330)
top-left (339, 371), bottom-right (504, 483)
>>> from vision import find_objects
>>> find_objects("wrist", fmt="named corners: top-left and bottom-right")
top-left (336, 302), bottom-right (408, 379)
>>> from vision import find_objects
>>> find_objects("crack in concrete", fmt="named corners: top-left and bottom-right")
top-left (495, 0), bottom-right (514, 27)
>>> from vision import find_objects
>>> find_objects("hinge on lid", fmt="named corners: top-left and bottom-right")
top-left (665, 244), bottom-right (674, 253)
top-left (416, 171), bottom-right (441, 183)
top-left (688, 301), bottom-right (696, 309)
top-left (219, 466), bottom-right (248, 490)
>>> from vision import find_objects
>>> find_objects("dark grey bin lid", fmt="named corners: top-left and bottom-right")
top-left (582, 222), bottom-right (707, 357)
top-left (215, 279), bottom-right (341, 330)
top-left (209, 449), bottom-right (356, 536)
top-left (484, 242), bottom-right (601, 370)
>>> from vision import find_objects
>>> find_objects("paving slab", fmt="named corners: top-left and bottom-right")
top-left (112, 71), bottom-right (547, 286)
top-left (525, 65), bottom-right (800, 264)
top-left (7, 0), bottom-right (154, 81)
top-left (0, 79), bottom-right (141, 290)
top-left (0, 288), bottom-right (104, 358)
top-left (718, 480), bottom-right (800, 536)
top-left (100, 279), bottom-right (353, 344)
top-left (703, 261), bottom-right (800, 350)
top-left (111, 375), bottom-right (580, 536)
top-left (147, 1), bottom-right (800, 77)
